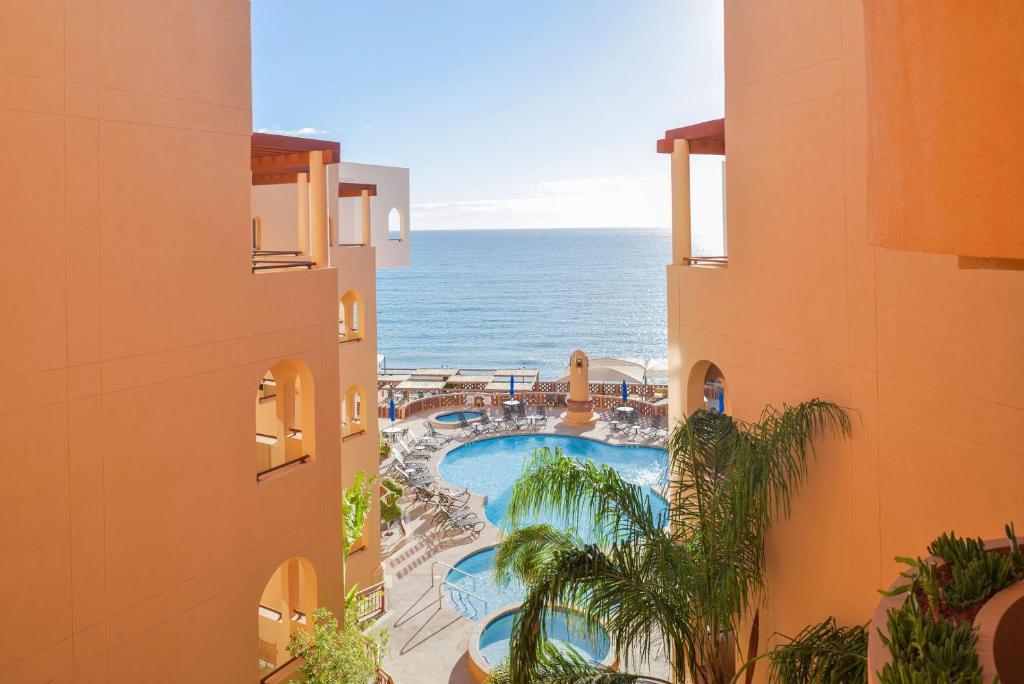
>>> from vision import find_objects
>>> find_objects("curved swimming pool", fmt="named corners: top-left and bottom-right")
top-left (438, 434), bottom-right (668, 531)
top-left (434, 410), bottom-right (485, 424)
top-left (443, 546), bottom-right (523, 621)
top-left (477, 607), bottom-right (611, 669)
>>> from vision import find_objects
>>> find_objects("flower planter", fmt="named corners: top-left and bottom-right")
top-left (868, 538), bottom-right (1024, 683)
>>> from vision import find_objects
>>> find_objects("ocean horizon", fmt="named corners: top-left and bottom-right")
top-left (376, 227), bottom-right (671, 379)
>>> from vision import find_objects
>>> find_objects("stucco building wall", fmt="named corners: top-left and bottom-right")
top-left (667, 0), bottom-right (1024, 657)
top-left (0, 2), bottom-right (343, 681)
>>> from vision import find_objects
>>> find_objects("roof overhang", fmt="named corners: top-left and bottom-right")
top-left (656, 118), bottom-right (725, 155)
top-left (338, 182), bottom-right (378, 198)
top-left (251, 132), bottom-right (341, 185)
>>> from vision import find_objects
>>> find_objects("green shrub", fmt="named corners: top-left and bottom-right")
top-left (946, 551), bottom-right (1018, 612)
top-left (768, 617), bottom-right (867, 683)
top-left (380, 476), bottom-right (405, 498)
top-left (381, 494), bottom-right (404, 525)
top-left (876, 597), bottom-right (981, 684)
top-left (928, 531), bottom-right (988, 569)
top-left (287, 605), bottom-right (388, 684)
top-left (378, 440), bottom-right (392, 459)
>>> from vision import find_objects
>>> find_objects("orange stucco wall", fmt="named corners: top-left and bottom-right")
top-left (0, 2), bottom-right (344, 682)
top-left (864, 2), bottom-right (1024, 260)
top-left (668, 0), bottom-right (1024, 668)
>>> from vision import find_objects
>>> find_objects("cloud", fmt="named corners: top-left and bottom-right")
top-left (412, 174), bottom-right (672, 229)
top-left (255, 126), bottom-right (326, 137)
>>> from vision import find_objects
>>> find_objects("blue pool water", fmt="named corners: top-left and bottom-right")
top-left (438, 434), bottom-right (669, 531)
top-left (478, 608), bottom-right (611, 667)
top-left (440, 435), bottom-right (668, 620)
top-left (443, 547), bottom-right (523, 621)
top-left (435, 410), bottom-right (484, 423)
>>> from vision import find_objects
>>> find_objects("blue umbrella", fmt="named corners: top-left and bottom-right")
top-left (388, 397), bottom-right (396, 423)
top-left (621, 380), bottom-right (628, 403)
top-left (509, 374), bottom-right (515, 397)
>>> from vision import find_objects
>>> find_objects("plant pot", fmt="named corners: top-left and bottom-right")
top-left (868, 538), bottom-right (1024, 683)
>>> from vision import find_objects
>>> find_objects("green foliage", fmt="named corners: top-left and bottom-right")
top-left (495, 400), bottom-right (851, 684)
top-left (928, 531), bottom-right (988, 569)
top-left (342, 471), bottom-right (375, 555)
top-left (378, 439), bottom-right (392, 460)
top-left (765, 617), bottom-right (867, 684)
top-left (286, 605), bottom-right (388, 684)
top-left (881, 557), bottom-right (944, 621)
top-left (380, 477), bottom-right (405, 498)
top-left (876, 597), bottom-right (981, 684)
top-left (380, 493), bottom-right (404, 525)
top-left (946, 551), bottom-right (1017, 612)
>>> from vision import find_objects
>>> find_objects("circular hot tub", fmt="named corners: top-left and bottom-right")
top-left (431, 410), bottom-right (485, 428)
top-left (468, 605), bottom-right (614, 681)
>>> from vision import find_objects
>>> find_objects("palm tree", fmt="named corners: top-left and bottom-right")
top-left (492, 400), bottom-right (851, 683)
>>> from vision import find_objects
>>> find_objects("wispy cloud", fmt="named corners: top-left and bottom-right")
top-left (255, 126), bottom-right (326, 137)
top-left (412, 174), bottom-right (671, 229)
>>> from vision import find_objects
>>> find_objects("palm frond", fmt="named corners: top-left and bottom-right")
top-left (490, 640), bottom-right (674, 684)
top-left (767, 617), bottom-right (868, 684)
top-left (493, 524), bottom-right (585, 587)
top-left (504, 447), bottom-right (667, 545)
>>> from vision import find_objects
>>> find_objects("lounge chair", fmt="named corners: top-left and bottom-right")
top-left (425, 423), bottom-right (454, 445)
top-left (435, 507), bottom-right (485, 537)
top-left (458, 414), bottom-right (484, 438)
top-left (396, 437), bottom-right (432, 461)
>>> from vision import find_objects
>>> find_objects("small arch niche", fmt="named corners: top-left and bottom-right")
top-left (339, 291), bottom-right (365, 343)
top-left (342, 385), bottom-right (367, 437)
top-left (255, 358), bottom-right (316, 479)
top-left (686, 360), bottom-right (730, 416)
top-left (257, 557), bottom-right (317, 676)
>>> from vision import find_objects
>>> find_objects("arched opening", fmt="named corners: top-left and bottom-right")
top-left (387, 208), bottom-right (402, 241)
top-left (257, 557), bottom-right (317, 677)
top-left (686, 360), bottom-right (729, 416)
top-left (339, 290), bottom-right (365, 343)
top-left (342, 384), bottom-right (367, 437)
top-left (255, 358), bottom-right (316, 480)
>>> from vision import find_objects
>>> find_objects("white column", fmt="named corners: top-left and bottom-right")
top-left (296, 172), bottom-right (310, 256)
top-left (309, 150), bottom-right (328, 267)
top-left (671, 138), bottom-right (692, 264)
top-left (360, 190), bottom-right (372, 246)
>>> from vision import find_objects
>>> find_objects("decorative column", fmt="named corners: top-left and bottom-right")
top-left (671, 137), bottom-right (691, 264)
top-left (360, 189), bottom-right (372, 246)
top-left (296, 172), bottom-right (310, 256)
top-left (564, 350), bottom-right (595, 427)
top-left (309, 150), bottom-right (328, 267)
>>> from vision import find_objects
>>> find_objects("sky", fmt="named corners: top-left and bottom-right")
top-left (252, 1), bottom-right (724, 230)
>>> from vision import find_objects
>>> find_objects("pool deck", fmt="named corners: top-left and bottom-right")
top-left (375, 408), bottom-right (672, 683)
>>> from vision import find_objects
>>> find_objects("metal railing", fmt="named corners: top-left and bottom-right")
top-left (356, 582), bottom-right (387, 624)
top-left (431, 560), bottom-right (478, 592)
top-left (438, 580), bottom-right (488, 613)
top-left (259, 656), bottom-right (299, 684)
top-left (252, 259), bottom-right (316, 272)
top-left (683, 255), bottom-right (728, 267)
top-left (256, 454), bottom-right (310, 481)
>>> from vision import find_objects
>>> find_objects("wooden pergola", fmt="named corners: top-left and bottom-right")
top-left (251, 133), bottom-right (341, 186)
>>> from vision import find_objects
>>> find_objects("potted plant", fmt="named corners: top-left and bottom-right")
top-left (380, 477), bottom-right (405, 537)
top-left (868, 523), bottom-right (1024, 683)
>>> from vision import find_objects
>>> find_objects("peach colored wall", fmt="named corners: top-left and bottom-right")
top-left (864, 2), bottom-right (1024, 260)
top-left (334, 244), bottom-right (385, 589)
top-left (667, 0), bottom-right (1024, 671)
top-left (0, 2), bottom-right (343, 682)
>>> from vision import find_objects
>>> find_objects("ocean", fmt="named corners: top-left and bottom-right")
top-left (376, 228), bottom-right (670, 379)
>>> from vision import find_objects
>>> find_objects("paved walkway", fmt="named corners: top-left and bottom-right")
top-left (376, 408), bottom-right (670, 683)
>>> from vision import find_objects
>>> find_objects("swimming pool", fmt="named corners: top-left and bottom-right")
top-left (475, 607), bottom-right (612, 670)
top-left (434, 410), bottom-right (485, 424)
top-left (443, 546), bottom-right (523, 621)
top-left (438, 434), bottom-right (668, 532)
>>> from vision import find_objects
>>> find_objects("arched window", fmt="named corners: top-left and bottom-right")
top-left (686, 360), bottom-right (729, 416)
top-left (258, 557), bottom-right (317, 677)
top-left (342, 385), bottom-right (367, 437)
top-left (387, 208), bottom-right (402, 241)
top-left (339, 291), bottom-right (365, 343)
top-left (255, 358), bottom-right (316, 480)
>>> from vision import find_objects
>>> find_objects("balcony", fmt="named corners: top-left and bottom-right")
top-left (658, 118), bottom-right (727, 267)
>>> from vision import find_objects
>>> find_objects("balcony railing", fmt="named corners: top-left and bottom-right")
top-left (357, 582), bottom-right (387, 625)
top-left (683, 255), bottom-right (728, 267)
top-left (256, 454), bottom-right (310, 481)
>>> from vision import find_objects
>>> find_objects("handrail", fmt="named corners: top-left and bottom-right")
top-left (439, 579), bottom-right (487, 611)
top-left (259, 656), bottom-right (299, 684)
top-left (431, 560), bottom-right (478, 591)
top-left (256, 454), bottom-right (310, 481)
top-left (253, 249), bottom-right (302, 256)
top-left (683, 255), bottom-right (728, 266)
top-left (252, 259), bottom-right (316, 272)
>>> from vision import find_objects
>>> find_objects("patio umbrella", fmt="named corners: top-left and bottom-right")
top-left (388, 397), bottom-right (396, 423)
top-left (509, 374), bottom-right (515, 397)
top-left (621, 380), bottom-right (628, 403)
